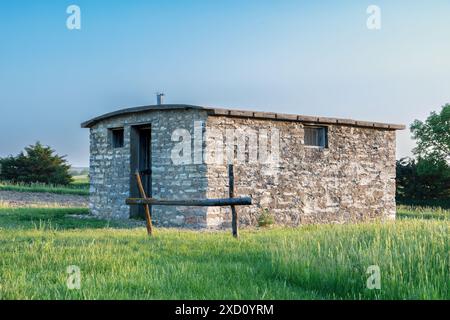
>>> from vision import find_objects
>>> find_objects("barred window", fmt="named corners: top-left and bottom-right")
top-left (304, 126), bottom-right (328, 148)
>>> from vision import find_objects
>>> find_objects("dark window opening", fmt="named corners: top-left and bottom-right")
top-left (111, 128), bottom-right (124, 148)
top-left (304, 126), bottom-right (328, 148)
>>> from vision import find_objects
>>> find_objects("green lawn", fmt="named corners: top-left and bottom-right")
top-left (0, 206), bottom-right (448, 300)
top-left (0, 175), bottom-right (89, 196)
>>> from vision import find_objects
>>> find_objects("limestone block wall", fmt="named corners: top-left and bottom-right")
top-left (89, 109), bottom-right (397, 228)
top-left (89, 109), bottom-right (209, 226)
top-left (204, 116), bottom-right (397, 228)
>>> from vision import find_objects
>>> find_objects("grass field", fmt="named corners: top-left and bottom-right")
top-left (0, 205), bottom-right (448, 300)
top-left (0, 207), bottom-right (124, 230)
top-left (398, 198), bottom-right (450, 209)
top-left (0, 175), bottom-right (89, 196)
top-left (397, 205), bottom-right (450, 220)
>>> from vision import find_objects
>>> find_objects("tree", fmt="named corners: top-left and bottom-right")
top-left (410, 103), bottom-right (450, 162)
top-left (396, 157), bottom-right (450, 200)
top-left (0, 142), bottom-right (72, 185)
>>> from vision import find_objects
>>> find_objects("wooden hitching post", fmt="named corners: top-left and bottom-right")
top-left (135, 170), bottom-right (153, 236)
top-left (228, 164), bottom-right (239, 238)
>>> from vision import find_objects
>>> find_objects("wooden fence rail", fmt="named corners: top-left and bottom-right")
top-left (126, 164), bottom-right (250, 238)
top-left (126, 197), bottom-right (251, 207)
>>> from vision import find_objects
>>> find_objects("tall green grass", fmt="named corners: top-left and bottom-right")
top-left (397, 198), bottom-right (450, 209)
top-left (397, 205), bottom-right (450, 220)
top-left (0, 180), bottom-right (89, 196)
top-left (0, 205), bottom-right (447, 299)
top-left (0, 219), bottom-right (447, 299)
top-left (269, 222), bottom-right (448, 299)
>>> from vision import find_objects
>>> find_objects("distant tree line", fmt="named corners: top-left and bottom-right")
top-left (0, 142), bottom-right (72, 185)
top-left (396, 104), bottom-right (450, 205)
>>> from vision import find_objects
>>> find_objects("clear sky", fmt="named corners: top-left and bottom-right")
top-left (1, 0), bottom-right (449, 166)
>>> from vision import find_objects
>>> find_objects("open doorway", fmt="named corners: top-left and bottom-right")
top-left (130, 125), bottom-right (152, 219)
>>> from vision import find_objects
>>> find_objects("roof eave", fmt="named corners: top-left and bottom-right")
top-left (206, 108), bottom-right (405, 130)
top-left (81, 105), bottom-right (406, 130)
top-left (81, 104), bottom-right (206, 128)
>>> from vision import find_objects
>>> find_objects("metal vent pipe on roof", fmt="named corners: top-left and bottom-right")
top-left (156, 93), bottom-right (165, 105)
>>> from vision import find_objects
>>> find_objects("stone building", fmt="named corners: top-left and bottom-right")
top-left (81, 104), bottom-right (404, 228)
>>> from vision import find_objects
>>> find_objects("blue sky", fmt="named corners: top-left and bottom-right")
top-left (0, 0), bottom-right (449, 166)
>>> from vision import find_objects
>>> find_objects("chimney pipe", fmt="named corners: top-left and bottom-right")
top-left (156, 93), bottom-right (165, 105)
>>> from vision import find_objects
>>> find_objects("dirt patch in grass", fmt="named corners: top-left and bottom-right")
top-left (0, 191), bottom-right (88, 208)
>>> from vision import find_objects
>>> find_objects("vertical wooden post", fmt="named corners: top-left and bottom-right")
top-left (228, 164), bottom-right (239, 238)
top-left (135, 170), bottom-right (153, 236)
